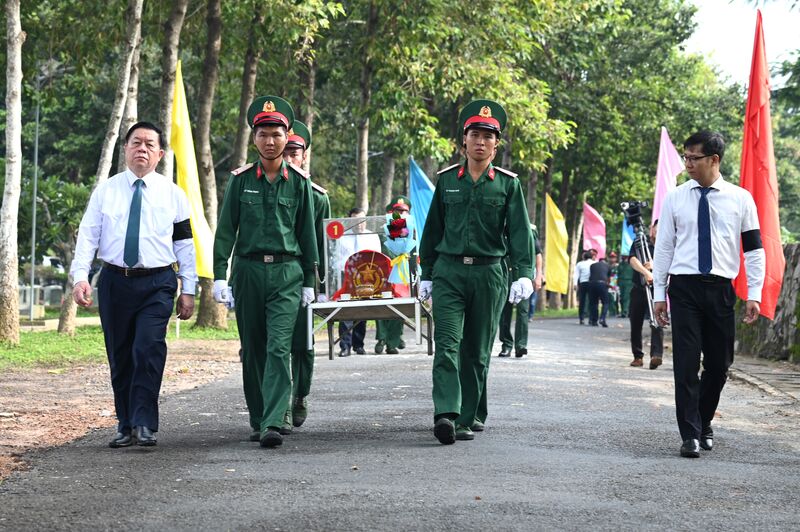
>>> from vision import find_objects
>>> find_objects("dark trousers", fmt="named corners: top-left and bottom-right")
top-left (577, 282), bottom-right (590, 320)
top-left (588, 281), bottom-right (608, 325)
top-left (668, 275), bottom-right (736, 441)
top-left (339, 320), bottom-right (366, 350)
top-left (629, 286), bottom-right (663, 359)
top-left (98, 268), bottom-right (177, 432)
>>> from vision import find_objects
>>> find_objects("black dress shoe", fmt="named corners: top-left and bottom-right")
top-left (354, 347), bottom-right (366, 355)
top-left (398, 340), bottom-right (406, 349)
top-left (338, 348), bottom-right (351, 357)
top-left (134, 426), bottom-right (157, 447)
top-left (374, 340), bottom-right (386, 354)
top-left (109, 429), bottom-right (132, 448)
top-left (600, 321), bottom-right (608, 328)
top-left (700, 427), bottom-right (713, 451)
top-left (515, 348), bottom-right (527, 358)
top-left (385, 347), bottom-right (399, 354)
top-left (433, 418), bottom-right (455, 445)
top-left (498, 348), bottom-right (511, 358)
top-left (680, 438), bottom-right (700, 458)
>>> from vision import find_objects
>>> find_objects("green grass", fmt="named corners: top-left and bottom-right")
top-left (534, 307), bottom-right (579, 319)
top-left (1, 319), bottom-right (241, 370)
top-left (42, 306), bottom-right (99, 319)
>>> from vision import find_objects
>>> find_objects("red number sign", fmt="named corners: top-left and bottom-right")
top-left (326, 221), bottom-right (345, 240)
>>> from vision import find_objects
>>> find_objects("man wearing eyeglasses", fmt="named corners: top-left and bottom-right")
top-left (652, 131), bottom-right (765, 458)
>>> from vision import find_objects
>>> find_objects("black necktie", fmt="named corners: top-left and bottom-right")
top-left (697, 187), bottom-right (712, 274)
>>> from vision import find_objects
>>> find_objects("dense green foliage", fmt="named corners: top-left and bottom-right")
top-left (1, 0), bottom-right (798, 271)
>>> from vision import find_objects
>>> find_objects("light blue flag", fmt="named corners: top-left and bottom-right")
top-left (621, 218), bottom-right (636, 256)
top-left (409, 157), bottom-right (435, 240)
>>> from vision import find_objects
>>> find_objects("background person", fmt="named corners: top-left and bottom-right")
top-left (628, 220), bottom-right (663, 369)
top-left (71, 122), bottom-right (197, 448)
top-left (573, 250), bottom-right (595, 324)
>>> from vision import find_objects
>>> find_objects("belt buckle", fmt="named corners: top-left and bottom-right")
top-left (263, 255), bottom-right (274, 263)
top-left (123, 267), bottom-right (131, 277)
top-left (463, 256), bottom-right (474, 265)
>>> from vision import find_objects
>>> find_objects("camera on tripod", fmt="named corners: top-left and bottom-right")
top-left (620, 200), bottom-right (649, 229)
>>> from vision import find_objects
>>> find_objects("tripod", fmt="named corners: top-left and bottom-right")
top-left (630, 221), bottom-right (661, 329)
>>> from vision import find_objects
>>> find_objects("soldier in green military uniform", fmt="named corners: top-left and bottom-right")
top-left (419, 99), bottom-right (533, 444)
top-left (497, 223), bottom-right (543, 358)
top-left (213, 96), bottom-right (318, 448)
top-left (283, 120), bottom-right (330, 432)
top-left (375, 195), bottom-right (416, 354)
top-left (617, 255), bottom-right (633, 318)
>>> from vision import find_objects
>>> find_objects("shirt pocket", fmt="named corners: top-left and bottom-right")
top-left (148, 207), bottom-right (175, 238)
top-left (481, 193), bottom-right (506, 229)
top-left (276, 196), bottom-right (298, 227)
top-left (239, 194), bottom-right (264, 228)
top-left (716, 212), bottom-right (740, 238)
top-left (443, 194), bottom-right (466, 232)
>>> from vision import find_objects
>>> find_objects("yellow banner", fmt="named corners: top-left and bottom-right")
top-left (544, 193), bottom-right (569, 294)
top-left (171, 61), bottom-right (214, 278)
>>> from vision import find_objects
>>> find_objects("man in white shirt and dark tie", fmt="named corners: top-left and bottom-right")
top-left (653, 131), bottom-right (765, 458)
top-left (71, 122), bottom-right (197, 448)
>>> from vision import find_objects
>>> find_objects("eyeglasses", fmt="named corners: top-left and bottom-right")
top-left (681, 154), bottom-right (713, 165)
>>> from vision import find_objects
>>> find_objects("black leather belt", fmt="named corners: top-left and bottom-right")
top-left (676, 274), bottom-right (731, 284)
top-left (444, 254), bottom-right (501, 265)
top-left (104, 262), bottom-right (174, 277)
top-left (240, 253), bottom-right (298, 264)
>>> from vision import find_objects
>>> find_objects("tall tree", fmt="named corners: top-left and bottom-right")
top-left (230, 12), bottom-right (265, 171)
top-left (194, 0), bottom-right (226, 328)
top-left (116, 38), bottom-right (141, 173)
top-left (94, 0), bottom-right (143, 184)
top-left (355, 0), bottom-right (377, 212)
top-left (156, 0), bottom-right (190, 180)
top-left (0, 0), bottom-right (25, 344)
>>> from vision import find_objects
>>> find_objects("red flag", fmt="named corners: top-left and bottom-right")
top-left (733, 10), bottom-right (785, 320)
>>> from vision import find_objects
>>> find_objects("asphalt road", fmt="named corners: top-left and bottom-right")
top-left (2, 317), bottom-right (799, 531)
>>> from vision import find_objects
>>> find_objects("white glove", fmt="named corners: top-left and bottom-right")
top-left (213, 280), bottom-right (229, 304)
top-left (316, 293), bottom-right (329, 303)
top-left (225, 287), bottom-right (235, 309)
top-left (508, 277), bottom-right (534, 305)
top-left (301, 287), bottom-right (315, 307)
top-left (419, 280), bottom-right (433, 301)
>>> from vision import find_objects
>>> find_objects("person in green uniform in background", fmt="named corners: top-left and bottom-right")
top-left (375, 195), bottom-right (416, 354)
top-left (419, 99), bottom-right (533, 445)
top-left (497, 223), bottom-right (543, 358)
top-left (617, 254), bottom-right (633, 318)
top-left (212, 96), bottom-right (318, 449)
top-left (283, 120), bottom-right (330, 433)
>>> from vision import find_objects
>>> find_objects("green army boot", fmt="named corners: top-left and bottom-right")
top-left (279, 409), bottom-right (293, 435)
top-left (455, 424), bottom-right (475, 441)
top-left (292, 396), bottom-right (308, 427)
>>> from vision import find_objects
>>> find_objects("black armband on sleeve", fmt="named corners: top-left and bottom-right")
top-left (741, 229), bottom-right (762, 252)
top-left (173, 218), bottom-right (193, 241)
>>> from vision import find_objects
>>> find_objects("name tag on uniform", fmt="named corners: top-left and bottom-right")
top-left (445, 189), bottom-right (460, 193)
top-left (243, 189), bottom-right (260, 194)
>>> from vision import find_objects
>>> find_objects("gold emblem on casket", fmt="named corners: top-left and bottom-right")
top-left (352, 261), bottom-right (385, 298)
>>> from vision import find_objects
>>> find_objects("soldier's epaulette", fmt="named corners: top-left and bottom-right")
top-left (230, 162), bottom-right (254, 176)
top-left (288, 162), bottom-right (310, 179)
top-left (310, 181), bottom-right (328, 195)
top-left (494, 166), bottom-right (518, 178)
top-left (437, 163), bottom-right (461, 175)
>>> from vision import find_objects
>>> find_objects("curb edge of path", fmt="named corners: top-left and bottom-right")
top-left (729, 367), bottom-right (798, 402)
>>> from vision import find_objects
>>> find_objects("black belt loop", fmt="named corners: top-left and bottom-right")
top-left (104, 262), bottom-right (174, 277)
top-left (239, 253), bottom-right (298, 264)
top-left (443, 254), bottom-right (501, 266)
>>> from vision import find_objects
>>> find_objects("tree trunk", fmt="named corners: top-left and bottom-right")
top-left (422, 155), bottom-right (436, 184)
top-left (540, 161), bottom-right (553, 310)
top-left (568, 207), bottom-right (584, 308)
top-left (95, 0), bottom-right (143, 184)
top-left (194, 0), bottom-right (226, 329)
top-left (527, 168), bottom-right (538, 224)
top-left (298, 38), bottom-right (316, 173)
top-left (116, 37), bottom-right (141, 173)
top-left (156, 0), bottom-right (189, 181)
top-left (0, 0), bottom-right (25, 344)
top-left (501, 132), bottom-right (512, 168)
top-left (57, 285), bottom-right (78, 336)
top-left (355, 1), bottom-right (377, 213)
top-left (230, 12), bottom-right (264, 173)
top-left (379, 154), bottom-right (396, 214)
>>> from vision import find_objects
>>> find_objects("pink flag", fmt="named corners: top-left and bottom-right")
top-left (582, 202), bottom-right (606, 259)
top-left (651, 126), bottom-right (684, 224)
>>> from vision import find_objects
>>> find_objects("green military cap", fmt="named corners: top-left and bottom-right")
top-left (247, 95), bottom-right (294, 130)
top-left (458, 99), bottom-right (507, 135)
top-left (286, 120), bottom-right (311, 150)
top-left (385, 194), bottom-right (411, 213)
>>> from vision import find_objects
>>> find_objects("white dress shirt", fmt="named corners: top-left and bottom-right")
top-left (573, 258), bottom-right (595, 285)
top-left (70, 169), bottom-right (198, 294)
top-left (653, 175), bottom-right (765, 302)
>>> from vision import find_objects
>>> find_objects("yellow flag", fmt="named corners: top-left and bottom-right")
top-left (171, 61), bottom-right (214, 278)
top-left (544, 193), bottom-right (569, 294)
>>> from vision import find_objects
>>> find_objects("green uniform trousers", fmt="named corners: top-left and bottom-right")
top-left (498, 277), bottom-right (529, 352)
top-left (375, 319), bottom-right (403, 349)
top-left (431, 256), bottom-right (505, 427)
top-left (290, 301), bottom-right (315, 400)
top-left (476, 268), bottom-right (511, 424)
top-left (619, 282), bottom-right (632, 316)
top-left (233, 258), bottom-right (302, 432)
